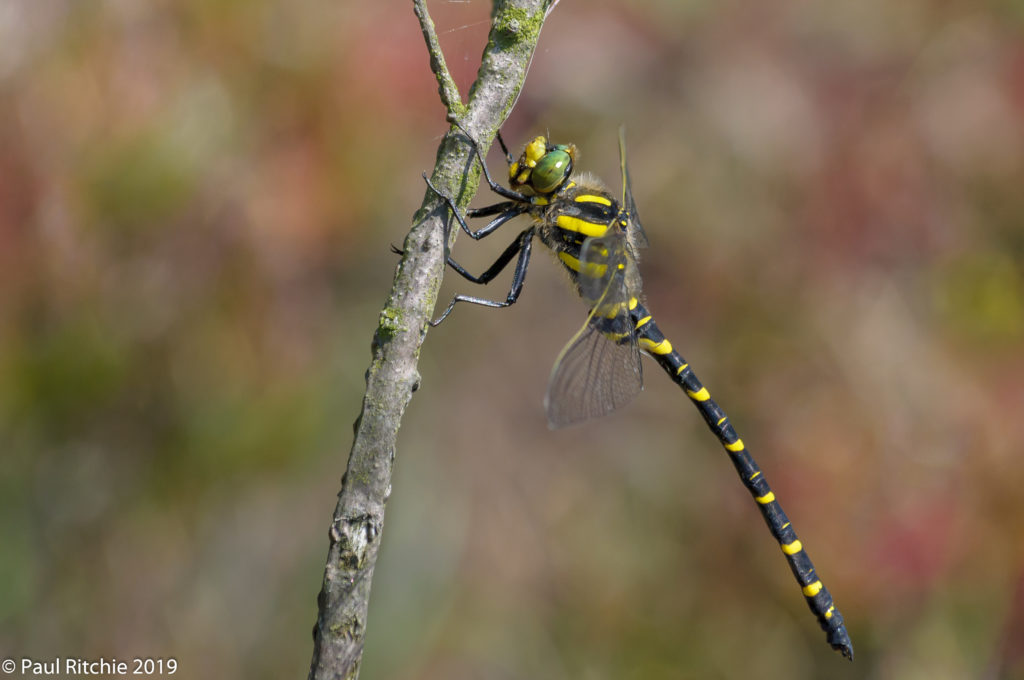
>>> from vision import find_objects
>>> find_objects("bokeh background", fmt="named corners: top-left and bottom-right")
top-left (3, 1), bottom-right (1024, 678)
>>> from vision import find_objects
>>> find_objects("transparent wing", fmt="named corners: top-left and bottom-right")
top-left (545, 236), bottom-right (643, 428)
top-left (545, 149), bottom-right (652, 429)
top-left (576, 234), bottom-right (640, 312)
top-left (619, 126), bottom-right (648, 250)
top-left (544, 309), bottom-right (643, 429)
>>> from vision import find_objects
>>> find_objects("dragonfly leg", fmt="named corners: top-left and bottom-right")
top-left (423, 174), bottom-right (527, 240)
top-left (446, 227), bottom-right (536, 285)
top-left (495, 130), bottom-right (514, 165)
top-left (431, 228), bottom-right (536, 326)
top-left (449, 120), bottom-right (530, 203)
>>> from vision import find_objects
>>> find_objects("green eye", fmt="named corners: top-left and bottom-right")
top-left (531, 147), bottom-right (572, 193)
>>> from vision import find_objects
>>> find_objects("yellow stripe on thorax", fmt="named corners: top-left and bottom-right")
top-left (574, 194), bottom-right (612, 206)
top-left (557, 251), bottom-right (581, 271)
top-left (556, 215), bottom-right (608, 238)
top-left (556, 252), bottom-right (610, 280)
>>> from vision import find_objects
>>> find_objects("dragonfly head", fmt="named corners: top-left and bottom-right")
top-left (509, 136), bottom-right (576, 197)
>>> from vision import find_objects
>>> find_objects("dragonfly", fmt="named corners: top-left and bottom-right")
top-left (422, 122), bottom-right (854, 660)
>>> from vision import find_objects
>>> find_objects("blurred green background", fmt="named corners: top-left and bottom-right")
top-left (2, 1), bottom-right (1024, 678)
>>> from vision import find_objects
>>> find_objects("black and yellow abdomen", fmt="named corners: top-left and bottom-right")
top-left (628, 300), bottom-right (853, 657)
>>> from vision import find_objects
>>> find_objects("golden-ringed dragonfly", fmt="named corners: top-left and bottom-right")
top-left (423, 122), bottom-right (854, 660)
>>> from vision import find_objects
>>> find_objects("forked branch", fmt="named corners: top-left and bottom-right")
top-left (307, 1), bottom-right (555, 678)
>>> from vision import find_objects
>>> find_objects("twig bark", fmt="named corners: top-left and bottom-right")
top-left (308, 2), bottom-right (555, 678)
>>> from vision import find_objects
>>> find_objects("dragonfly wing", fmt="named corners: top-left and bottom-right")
top-left (577, 234), bottom-right (644, 322)
top-left (577, 234), bottom-right (636, 310)
top-left (619, 126), bottom-right (649, 250)
top-left (546, 212), bottom-right (647, 428)
top-left (544, 312), bottom-right (643, 429)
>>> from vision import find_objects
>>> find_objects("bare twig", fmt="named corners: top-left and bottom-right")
top-left (308, 2), bottom-right (555, 678)
top-left (413, 0), bottom-right (464, 116)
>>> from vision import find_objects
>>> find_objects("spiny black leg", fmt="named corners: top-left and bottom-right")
top-left (461, 201), bottom-right (529, 239)
top-left (446, 227), bottom-right (535, 285)
top-left (464, 206), bottom-right (529, 239)
top-left (422, 172), bottom-right (481, 240)
top-left (467, 202), bottom-right (520, 219)
top-left (496, 130), bottom-right (513, 164)
top-left (423, 174), bottom-right (527, 240)
top-left (449, 120), bottom-right (531, 203)
top-left (431, 228), bottom-right (535, 326)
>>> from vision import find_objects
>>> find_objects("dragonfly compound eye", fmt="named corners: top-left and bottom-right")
top-left (509, 136), bottom-right (549, 187)
top-left (530, 146), bottom-right (574, 194)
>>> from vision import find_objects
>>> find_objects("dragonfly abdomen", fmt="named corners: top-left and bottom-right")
top-left (629, 302), bottom-right (854, 659)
